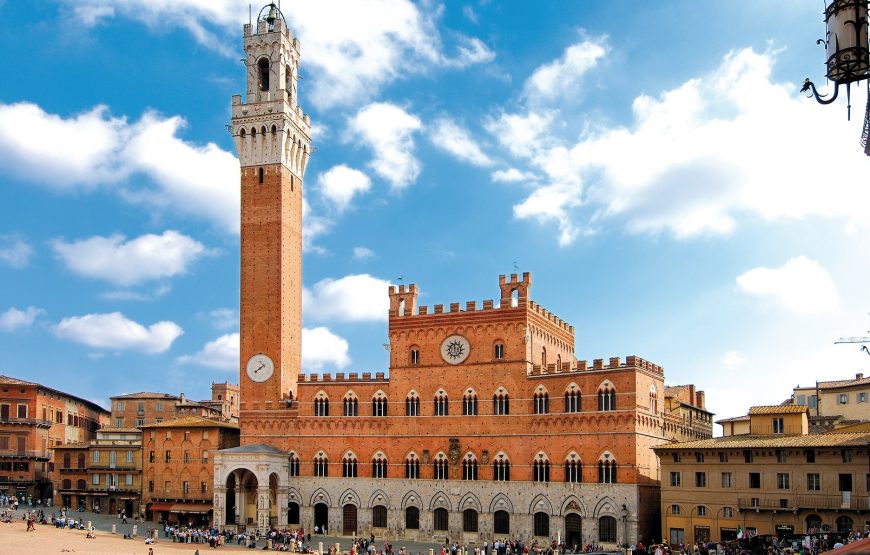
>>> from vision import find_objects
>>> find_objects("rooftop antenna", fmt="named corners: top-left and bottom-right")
top-left (834, 317), bottom-right (870, 357)
top-left (249, 4), bottom-right (252, 27)
top-left (397, 276), bottom-right (404, 285)
top-left (513, 261), bottom-right (519, 272)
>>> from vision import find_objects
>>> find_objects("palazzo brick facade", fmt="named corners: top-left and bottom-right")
top-left (214, 4), bottom-right (712, 549)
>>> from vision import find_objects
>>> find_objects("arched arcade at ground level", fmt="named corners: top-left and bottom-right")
top-left (214, 445), bottom-right (646, 547)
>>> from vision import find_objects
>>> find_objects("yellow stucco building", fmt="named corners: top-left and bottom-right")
top-left (654, 405), bottom-right (870, 548)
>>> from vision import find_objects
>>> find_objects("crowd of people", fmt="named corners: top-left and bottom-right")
top-left (163, 522), bottom-right (242, 548)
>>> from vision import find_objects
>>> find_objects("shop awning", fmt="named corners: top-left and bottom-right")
top-left (170, 502), bottom-right (212, 514)
top-left (148, 502), bottom-right (174, 512)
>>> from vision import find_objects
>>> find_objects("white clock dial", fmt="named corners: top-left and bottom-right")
top-left (246, 354), bottom-right (275, 383)
top-left (440, 335), bottom-right (471, 365)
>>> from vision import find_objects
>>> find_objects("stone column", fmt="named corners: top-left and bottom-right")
top-left (278, 486), bottom-right (290, 527)
top-left (214, 485), bottom-right (226, 528)
top-left (257, 486), bottom-right (271, 534)
top-left (236, 485), bottom-right (244, 526)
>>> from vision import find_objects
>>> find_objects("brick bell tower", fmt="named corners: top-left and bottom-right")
top-left (231, 3), bottom-right (310, 413)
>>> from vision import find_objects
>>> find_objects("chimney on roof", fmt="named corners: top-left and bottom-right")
top-left (696, 390), bottom-right (706, 409)
top-left (857, 373), bottom-right (864, 380)
top-left (180, 392), bottom-right (186, 403)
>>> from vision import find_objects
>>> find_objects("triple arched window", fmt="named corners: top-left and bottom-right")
top-left (433, 453), bottom-right (449, 480)
top-left (533, 389), bottom-right (549, 414)
top-left (289, 453), bottom-right (300, 477)
top-left (343, 393), bottom-right (358, 417)
top-left (565, 457), bottom-right (582, 483)
top-left (463, 391), bottom-right (479, 415)
top-left (533, 456), bottom-right (550, 482)
top-left (406, 392), bottom-right (420, 416)
top-left (598, 384), bottom-right (617, 411)
top-left (565, 385), bottom-right (581, 413)
top-left (598, 457), bottom-right (617, 483)
top-left (314, 394), bottom-right (329, 417)
top-left (372, 392), bottom-right (388, 417)
top-left (405, 453), bottom-right (420, 479)
top-left (493, 455), bottom-right (510, 481)
top-left (434, 390), bottom-right (449, 416)
top-left (371, 453), bottom-right (387, 478)
top-left (493, 390), bottom-right (510, 415)
top-left (313, 453), bottom-right (328, 477)
top-left (342, 453), bottom-right (358, 478)
top-left (462, 454), bottom-right (478, 481)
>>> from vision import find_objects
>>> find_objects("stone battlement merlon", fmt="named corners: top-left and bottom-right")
top-left (527, 300), bottom-right (573, 334)
top-left (527, 355), bottom-right (663, 376)
top-left (388, 272), bottom-right (574, 334)
top-left (301, 372), bottom-right (389, 384)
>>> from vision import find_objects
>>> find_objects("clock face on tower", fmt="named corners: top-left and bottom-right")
top-left (246, 354), bottom-right (275, 382)
top-left (441, 335), bottom-right (471, 365)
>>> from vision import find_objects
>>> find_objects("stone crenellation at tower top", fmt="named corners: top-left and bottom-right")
top-left (387, 272), bottom-right (574, 333)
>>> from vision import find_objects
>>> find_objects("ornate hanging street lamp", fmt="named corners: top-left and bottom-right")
top-left (801, 1), bottom-right (870, 153)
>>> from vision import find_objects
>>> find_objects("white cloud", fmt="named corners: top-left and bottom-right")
top-left (0, 103), bottom-right (128, 188)
top-left (491, 168), bottom-right (534, 183)
top-left (100, 285), bottom-right (172, 302)
top-left (207, 308), bottom-right (239, 330)
top-left (302, 326), bottom-right (350, 371)
top-left (524, 38), bottom-right (607, 103)
top-left (64, 0), bottom-right (492, 109)
top-left (462, 6), bottom-right (479, 24)
top-left (352, 247), bottom-right (375, 261)
top-left (444, 37), bottom-right (495, 68)
top-left (122, 113), bottom-right (240, 233)
top-left (51, 231), bottom-right (210, 286)
top-left (177, 327), bottom-right (351, 372)
top-left (721, 350), bottom-right (746, 369)
top-left (736, 256), bottom-right (841, 315)
top-left (303, 274), bottom-right (392, 323)
top-left (490, 47), bottom-right (870, 244)
top-left (0, 307), bottom-right (45, 332)
top-left (317, 165), bottom-right (372, 212)
top-left (177, 332), bottom-right (239, 371)
top-left (302, 196), bottom-right (332, 254)
top-left (0, 102), bottom-right (240, 234)
top-left (0, 236), bottom-right (33, 269)
top-left (348, 103), bottom-right (422, 190)
top-left (54, 312), bottom-right (183, 353)
top-left (485, 111), bottom-right (554, 158)
top-left (430, 118), bottom-right (492, 166)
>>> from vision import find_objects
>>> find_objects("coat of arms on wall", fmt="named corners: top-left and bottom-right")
top-left (448, 438), bottom-right (460, 466)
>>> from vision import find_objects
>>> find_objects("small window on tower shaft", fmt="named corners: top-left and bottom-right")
top-left (258, 58), bottom-right (270, 92)
top-left (259, 168), bottom-right (264, 184)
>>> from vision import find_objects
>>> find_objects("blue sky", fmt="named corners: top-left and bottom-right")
top-left (1, 0), bottom-right (869, 423)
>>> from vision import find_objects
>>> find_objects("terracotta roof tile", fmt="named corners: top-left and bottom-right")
top-left (654, 431), bottom-right (870, 451)
top-left (715, 415), bottom-right (750, 424)
top-left (0, 375), bottom-right (37, 386)
top-left (111, 392), bottom-right (180, 400)
top-left (139, 416), bottom-right (238, 430)
top-left (817, 376), bottom-right (870, 389)
top-left (749, 405), bottom-right (808, 415)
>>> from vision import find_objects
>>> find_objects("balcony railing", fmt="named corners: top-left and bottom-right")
top-left (738, 494), bottom-right (870, 511)
top-left (0, 449), bottom-right (51, 460)
top-left (0, 417), bottom-right (52, 428)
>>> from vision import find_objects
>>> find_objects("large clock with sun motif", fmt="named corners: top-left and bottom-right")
top-left (440, 334), bottom-right (471, 365)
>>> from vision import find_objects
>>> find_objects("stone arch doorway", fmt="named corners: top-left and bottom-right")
top-left (343, 504), bottom-right (358, 535)
top-left (566, 514), bottom-right (582, 549)
top-left (226, 468), bottom-right (259, 527)
top-left (314, 503), bottom-right (329, 532)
